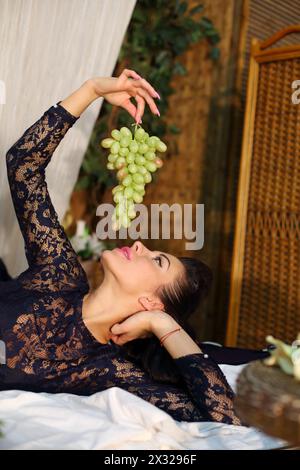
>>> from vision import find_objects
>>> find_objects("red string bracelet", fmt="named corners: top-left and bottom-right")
top-left (159, 327), bottom-right (181, 346)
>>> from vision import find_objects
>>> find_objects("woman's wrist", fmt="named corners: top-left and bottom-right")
top-left (85, 78), bottom-right (101, 99)
top-left (150, 312), bottom-right (179, 338)
top-left (88, 76), bottom-right (116, 98)
top-left (150, 312), bottom-right (203, 359)
top-left (59, 80), bottom-right (99, 118)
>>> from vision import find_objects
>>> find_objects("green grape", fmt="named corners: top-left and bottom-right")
top-left (128, 163), bottom-right (138, 174)
top-left (134, 128), bottom-right (145, 141)
top-left (113, 191), bottom-right (125, 204)
top-left (120, 127), bottom-right (132, 138)
top-left (124, 186), bottom-right (134, 199)
top-left (138, 143), bottom-right (149, 154)
top-left (111, 141), bottom-right (120, 154)
top-left (121, 213), bottom-right (131, 228)
top-left (115, 156), bottom-right (126, 169)
top-left (115, 203), bottom-right (123, 218)
top-left (143, 171), bottom-right (152, 183)
top-left (126, 152), bottom-right (135, 164)
top-left (147, 136), bottom-right (158, 147)
top-left (102, 125), bottom-right (165, 229)
top-left (128, 208), bottom-right (137, 219)
top-left (120, 136), bottom-right (131, 148)
top-left (132, 173), bottom-right (144, 184)
top-left (145, 151), bottom-right (156, 161)
top-left (112, 185), bottom-right (123, 195)
top-left (132, 191), bottom-right (143, 203)
top-left (101, 138), bottom-right (114, 148)
top-left (129, 140), bottom-right (139, 153)
top-left (145, 161), bottom-right (157, 173)
top-left (108, 153), bottom-right (117, 163)
top-left (127, 198), bottom-right (135, 210)
top-left (119, 147), bottom-right (129, 157)
top-left (132, 183), bottom-right (145, 193)
top-left (135, 155), bottom-right (146, 165)
top-left (122, 175), bottom-right (133, 187)
top-left (111, 129), bottom-right (121, 141)
top-left (116, 167), bottom-right (128, 181)
top-left (137, 165), bottom-right (147, 175)
top-left (156, 141), bottom-right (167, 152)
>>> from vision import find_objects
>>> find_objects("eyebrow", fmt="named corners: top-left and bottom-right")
top-left (160, 253), bottom-right (170, 270)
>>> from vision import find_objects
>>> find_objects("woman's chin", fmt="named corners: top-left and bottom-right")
top-left (100, 248), bottom-right (123, 272)
top-left (101, 249), bottom-right (115, 262)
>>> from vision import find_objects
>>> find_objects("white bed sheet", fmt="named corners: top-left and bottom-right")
top-left (0, 363), bottom-right (286, 450)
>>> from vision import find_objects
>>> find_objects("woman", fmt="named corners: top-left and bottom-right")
top-left (0, 69), bottom-right (252, 425)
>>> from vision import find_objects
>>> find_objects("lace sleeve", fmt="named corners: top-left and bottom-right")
top-left (173, 352), bottom-right (242, 425)
top-left (5, 102), bottom-right (87, 290)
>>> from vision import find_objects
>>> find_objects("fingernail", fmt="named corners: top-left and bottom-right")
top-left (156, 93), bottom-right (161, 100)
top-left (156, 110), bottom-right (160, 117)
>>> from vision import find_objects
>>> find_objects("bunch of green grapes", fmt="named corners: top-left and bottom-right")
top-left (101, 124), bottom-right (167, 230)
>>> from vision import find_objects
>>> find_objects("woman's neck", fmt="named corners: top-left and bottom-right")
top-left (81, 280), bottom-right (137, 345)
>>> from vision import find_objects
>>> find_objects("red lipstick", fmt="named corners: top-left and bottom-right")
top-left (117, 246), bottom-right (131, 260)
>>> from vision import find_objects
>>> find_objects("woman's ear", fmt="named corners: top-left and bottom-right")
top-left (138, 296), bottom-right (164, 311)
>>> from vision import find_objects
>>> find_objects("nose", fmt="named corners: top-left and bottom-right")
top-left (131, 241), bottom-right (151, 256)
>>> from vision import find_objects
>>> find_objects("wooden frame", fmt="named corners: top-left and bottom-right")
top-left (226, 26), bottom-right (300, 346)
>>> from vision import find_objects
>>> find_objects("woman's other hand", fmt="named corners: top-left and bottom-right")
top-left (109, 309), bottom-right (174, 346)
top-left (89, 69), bottom-right (161, 124)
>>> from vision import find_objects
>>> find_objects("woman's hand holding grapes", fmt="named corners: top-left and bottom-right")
top-left (90, 69), bottom-right (161, 124)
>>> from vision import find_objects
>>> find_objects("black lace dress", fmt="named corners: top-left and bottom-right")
top-left (0, 101), bottom-right (244, 424)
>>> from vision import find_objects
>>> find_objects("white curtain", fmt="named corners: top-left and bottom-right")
top-left (0, 0), bottom-right (136, 276)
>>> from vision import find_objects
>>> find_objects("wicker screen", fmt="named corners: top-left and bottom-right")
top-left (226, 26), bottom-right (300, 349)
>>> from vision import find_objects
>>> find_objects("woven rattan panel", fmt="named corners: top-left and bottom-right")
top-left (237, 58), bottom-right (300, 348)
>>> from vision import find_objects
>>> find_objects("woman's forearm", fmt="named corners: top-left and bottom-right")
top-left (150, 314), bottom-right (203, 359)
top-left (59, 80), bottom-right (99, 118)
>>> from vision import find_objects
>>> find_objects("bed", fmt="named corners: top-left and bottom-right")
top-left (0, 363), bottom-right (286, 450)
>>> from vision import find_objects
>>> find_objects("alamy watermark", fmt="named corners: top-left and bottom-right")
top-left (291, 80), bottom-right (300, 104)
top-left (0, 340), bottom-right (6, 365)
top-left (95, 203), bottom-right (204, 251)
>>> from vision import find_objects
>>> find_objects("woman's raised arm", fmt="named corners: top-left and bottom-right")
top-left (5, 100), bottom-right (86, 288)
top-left (60, 70), bottom-right (160, 123)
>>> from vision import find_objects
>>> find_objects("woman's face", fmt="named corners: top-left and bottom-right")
top-left (100, 241), bottom-right (185, 307)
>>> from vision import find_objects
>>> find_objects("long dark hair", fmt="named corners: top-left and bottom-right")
top-left (121, 256), bottom-right (213, 385)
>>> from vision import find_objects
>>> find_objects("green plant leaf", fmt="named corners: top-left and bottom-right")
top-left (75, 175), bottom-right (91, 190)
top-left (210, 46), bottom-right (220, 60)
top-left (173, 62), bottom-right (187, 76)
top-left (176, 1), bottom-right (188, 16)
top-left (190, 4), bottom-right (204, 15)
top-left (169, 124), bottom-right (181, 135)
